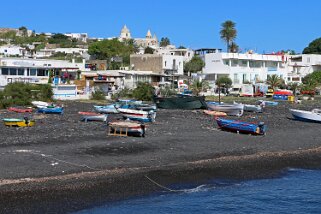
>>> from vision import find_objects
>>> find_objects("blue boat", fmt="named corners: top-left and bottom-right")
top-left (37, 107), bottom-right (64, 114)
top-left (216, 117), bottom-right (266, 135)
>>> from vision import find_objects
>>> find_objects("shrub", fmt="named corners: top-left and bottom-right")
top-left (91, 90), bottom-right (106, 100)
top-left (132, 82), bottom-right (155, 101)
top-left (0, 83), bottom-right (54, 109)
top-left (111, 88), bottom-right (133, 100)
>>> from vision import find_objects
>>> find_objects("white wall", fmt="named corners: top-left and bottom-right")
top-left (162, 55), bottom-right (184, 75)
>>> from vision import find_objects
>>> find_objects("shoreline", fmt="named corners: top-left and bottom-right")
top-left (1, 147), bottom-right (321, 213)
top-left (1, 100), bottom-right (321, 213)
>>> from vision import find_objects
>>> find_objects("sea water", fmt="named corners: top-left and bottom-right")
top-left (74, 168), bottom-right (321, 214)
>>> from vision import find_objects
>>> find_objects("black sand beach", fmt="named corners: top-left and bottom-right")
top-left (1, 99), bottom-right (321, 213)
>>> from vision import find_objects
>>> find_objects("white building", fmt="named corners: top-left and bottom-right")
top-left (198, 49), bottom-right (289, 87)
top-left (64, 33), bottom-right (88, 43)
top-left (0, 45), bottom-right (26, 57)
top-left (0, 58), bottom-right (85, 88)
top-left (286, 54), bottom-right (321, 83)
top-left (155, 45), bottom-right (194, 62)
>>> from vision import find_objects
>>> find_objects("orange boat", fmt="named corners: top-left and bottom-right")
top-left (203, 110), bottom-right (227, 117)
top-left (8, 107), bottom-right (33, 113)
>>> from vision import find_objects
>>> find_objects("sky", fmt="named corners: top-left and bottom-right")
top-left (1, 0), bottom-right (321, 53)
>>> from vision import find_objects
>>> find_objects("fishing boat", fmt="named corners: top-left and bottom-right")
top-left (31, 101), bottom-right (56, 108)
top-left (78, 112), bottom-right (108, 122)
top-left (233, 102), bottom-right (263, 113)
top-left (8, 107), bottom-right (33, 113)
top-left (3, 118), bottom-right (35, 127)
top-left (216, 117), bottom-right (266, 135)
top-left (257, 100), bottom-right (278, 106)
top-left (207, 103), bottom-right (244, 116)
top-left (153, 95), bottom-right (207, 110)
top-left (107, 120), bottom-right (146, 137)
top-left (120, 103), bottom-right (157, 111)
top-left (37, 107), bottom-right (64, 114)
top-left (94, 105), bottom-right (119, 114)
top-left (203, 110), bottom-right (227, 117)
top-left (243, 104), bottom-right (263, 113)
top-left (117, 108), bottom-right (156, 122)
top-left (289, 108), bottom-right (321, 123)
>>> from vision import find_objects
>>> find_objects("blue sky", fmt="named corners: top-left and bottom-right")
top-left (1, 0), bottom-right (321, 53)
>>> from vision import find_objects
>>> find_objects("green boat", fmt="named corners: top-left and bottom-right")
top-left (153, 95), bottom-right (207, 109)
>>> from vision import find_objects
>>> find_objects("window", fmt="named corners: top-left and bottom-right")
top-left (233, 73), bottom-right (239, 83)
top-left (307, 57), bottom-right (310, 63)
top-left (30, 69), bottom-right (37, 76)
top-left (165, 61), bottom-right (167, 67)
top-left (249, 61), bottom-right (262, 68)
top-left (9, 68), bottom-right (17, 75)
top-left (18, 68), bottom-right (24, 76)
top-left (242, 74), bottom-right (247, 83)
top-left (239, 60), bottom-right (247, 67)
top-left (1, 68), bottom-right (9, 75)
top-left (231, 60), bottom-right (238, 67)
top-left (37, 69), bottom-right (46, 76)
top-left (223, 60), bottom-right (229, 66)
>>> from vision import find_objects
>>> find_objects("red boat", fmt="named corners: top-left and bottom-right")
top-left (8, 107), bottom-right (33, 113)
top-left (273, 90), bottom-right (293, 96)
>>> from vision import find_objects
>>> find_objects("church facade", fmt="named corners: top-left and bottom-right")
top-left (119, 25), bottom-right (158, 48)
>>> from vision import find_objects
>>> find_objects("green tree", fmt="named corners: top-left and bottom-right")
top-left (132, 82), bottom-right (155, 101)
top-left (230, 42), bottom-right (239, 53)
top-left (177, 45), bottom-right (186, 49)
top-left (190, 79), bottom-right (210, 96)
top-left (220, 20), bottom-right (237, 52)
top-left (160, 37), bottom-right (170, 47)
top-left (303, 38), bottom-right (321, 54)
top-left (144, 46), bottom-right (154, 54)
top-left (302, 70), bottom-right (321, 84)
top-left (266, 74), bottom-right (282, 89)
top-left (88, 38), bottom-right (136, 68)
top-left (184, 56), bottom-right (205, 75)
top-left (18, 26), bottom-right (28, 37)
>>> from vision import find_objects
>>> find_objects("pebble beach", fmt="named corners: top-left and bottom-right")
top-left (1, 99), bottom-right (321, 213)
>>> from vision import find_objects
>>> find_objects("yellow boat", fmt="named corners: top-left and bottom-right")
top-left (3, 118), bottom-right (35, 127)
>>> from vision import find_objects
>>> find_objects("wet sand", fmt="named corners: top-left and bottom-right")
top-left (0, 99), bottom-right (321, 213)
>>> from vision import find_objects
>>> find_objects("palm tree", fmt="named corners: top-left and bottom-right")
top-left (220, 20), bottom-right (237, 52)
top-left (266, 74), bottom-right (282, 90)
top-left (190, 79), bottom-right (210, 96)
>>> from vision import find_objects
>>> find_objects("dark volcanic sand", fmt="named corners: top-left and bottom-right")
top-left (1, 99), bottom-right (321, 213)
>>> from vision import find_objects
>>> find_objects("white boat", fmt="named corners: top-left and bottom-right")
top-left (234, 102), bottom-right (263, 113)
top-left (78, 112), bottom-right (108, 122)
top-left (94, 105), bottom-right (119, 114)
top-left (289, 109), bottom-right (321, 123)
top-left (244, 104), bottom-right (263, 113)
top-left (117, 108), bottom-right (156, 122)
top-left (31, 101), bottom-right (51, 108)
top-left (207, 103), bottom-right (244, 116)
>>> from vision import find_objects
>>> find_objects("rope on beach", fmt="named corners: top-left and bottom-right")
top-left (144, 175), bottom-right (192, 192)
top-left (14, 150), bottom-right (102, 171)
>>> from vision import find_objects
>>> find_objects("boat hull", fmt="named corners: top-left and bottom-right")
top-left (207, 103), bottom-right (244, 116)
top-left (290, 109), bottom-right (321, 123)
top-left (3, 118), bottom-right (35, 127)
top-left (94, 105), bottom-right (119, 114)
top-left (154, 95), bottom-right (207, 110)
top-left (118, 108), bottom-right (156, 122)
top-left (8, 107), bottom-right (33, 113)
top-left (37, 107), bottom-right (64, 114)
top-left (244, 104), bottom-right (263, 113)
top-left (79, 112), bottom-right (108, 122)
top-left (216, 118), bottom-right (266, 135)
